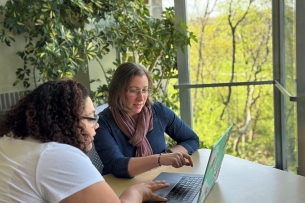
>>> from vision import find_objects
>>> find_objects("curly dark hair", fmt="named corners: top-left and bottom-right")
top-left (0, 79), bottom-right (90, 153)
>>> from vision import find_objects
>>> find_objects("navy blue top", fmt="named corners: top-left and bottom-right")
top-left (94, 102), bottom-right (199, 178)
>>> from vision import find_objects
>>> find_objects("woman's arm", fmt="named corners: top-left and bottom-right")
top-left (60, 180), bottom-right (169, 203)
top-left (95, 151), bottom-right (194, 177)
top-left (59, 181), bottom-right (121, 203)
top-left (119, 180), bottom-right (169, 203)
top-left (156, 102), bottom-right (200, 153)
top-left (95, 110), bottom-right (134, 178)
top-left (128, 152), bottom-right (194, 177)
top-left (41, 142), bottom-right (169, 203)
top-left (127, 155), bottom-right (160, 176)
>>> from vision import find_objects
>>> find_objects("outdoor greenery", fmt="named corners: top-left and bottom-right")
top-left (188, 0), bottom-right (274, 165)
top-left (167, 0), bottom-right (297, 172)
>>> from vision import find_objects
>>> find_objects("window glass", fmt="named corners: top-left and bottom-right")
top-left (166, 0), bottom-right (275, 166)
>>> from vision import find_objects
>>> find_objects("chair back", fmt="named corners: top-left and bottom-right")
top-left (95, 103), bottom-right (108, 115)
top-left (87, 142), bottom-right (104, 174)
top-left (87, 103), bottom-right (108, 174)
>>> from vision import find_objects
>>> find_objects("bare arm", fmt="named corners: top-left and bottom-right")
top-left (128, 155), bottom-right (160, 177)
top-left (60, 180), bottom-right (169, 203)
top-left (128, 152), bottom-right (193, 177)
top-left (59, 181), bottom-right (120, 203)
top-left (119, 180), bottom-right (169, 203)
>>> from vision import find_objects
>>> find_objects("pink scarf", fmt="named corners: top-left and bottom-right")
top-left (111, 106), bottom-right (153, 157)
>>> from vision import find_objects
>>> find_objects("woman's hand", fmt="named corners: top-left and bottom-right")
top-left (120, 180), bottom-right (169, 203)
top-left (160, 152), bottom-right (194, 168)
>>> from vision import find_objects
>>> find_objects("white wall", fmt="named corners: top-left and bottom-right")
top-left (88, 47), bottom-right (117, 92)
top-left (0, 37), bottom-right (27, 93)
top-left (0, 0), bottom-right (30, 93)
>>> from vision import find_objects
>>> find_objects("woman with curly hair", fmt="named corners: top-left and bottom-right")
top-left (0, 79), bottom-right (169, 203)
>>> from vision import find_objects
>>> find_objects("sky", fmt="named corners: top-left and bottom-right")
top-left (162, 0), bottom-right (221, 19)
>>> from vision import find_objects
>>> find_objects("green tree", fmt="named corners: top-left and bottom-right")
top-left (178, 0), bottom-right (275, 166)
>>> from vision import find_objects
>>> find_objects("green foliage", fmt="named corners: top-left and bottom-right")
top-left (1, 0), bottom-right (196, 111)
top-left (91, 6), bottom-right (196, 109)
top-left (2, 0), bottom-right (113, 85)
top-left (0, 5), bottom-right (14, 46)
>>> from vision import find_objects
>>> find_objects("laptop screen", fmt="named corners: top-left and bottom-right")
top-left (197, 124), bottom-right (233, 203)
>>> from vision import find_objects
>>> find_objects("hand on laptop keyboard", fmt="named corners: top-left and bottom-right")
top-left (122, 180), bottom-right (170, 202)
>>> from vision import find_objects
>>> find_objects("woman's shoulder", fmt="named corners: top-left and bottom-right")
top-left (151, 101), bottom-right (166, 109)
top-left (43, 142), bottom-right (84, 155)
top-left (37, 142), bottom-right (103, 200)
top-left (96, 107), bottom-right (117, 130)
top-left (39, 142), bottom-right (99, 174)
top-left (98, 107), bottom-right (112, 120)
top-left (151, 102), bottom-right (172, 113)
top-left (3, 137), bottom-right (83, 159)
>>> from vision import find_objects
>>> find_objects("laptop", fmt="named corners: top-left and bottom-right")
top-left (149, 124), bottom-right (233, 203)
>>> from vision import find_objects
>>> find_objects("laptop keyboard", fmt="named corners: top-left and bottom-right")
top-left (165, 176), bottom-right (203, 203)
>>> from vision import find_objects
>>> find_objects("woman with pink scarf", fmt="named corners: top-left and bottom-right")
top-left (95, 62), bottom-right (200, 178)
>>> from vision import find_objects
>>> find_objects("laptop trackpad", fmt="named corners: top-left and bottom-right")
top-left (154, 180), bottom-right (177, 197)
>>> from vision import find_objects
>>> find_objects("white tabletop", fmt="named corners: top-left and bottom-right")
top-left (104, 149), bottom-right (305, 203)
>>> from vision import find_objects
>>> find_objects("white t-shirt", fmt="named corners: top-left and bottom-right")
top-left (0, 136), bottom-right (104, 203)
